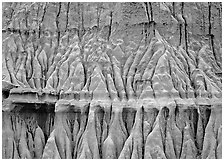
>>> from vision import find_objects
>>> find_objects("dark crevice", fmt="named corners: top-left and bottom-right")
top-left (94, 106), bottom-right (105, 159)
top-left (179, 129), bottom-right (184, 158)
top-left (56, 3), bottom-right (62, 46)
top-left (141, 106), bottom-right (144, 159)
top-left (208, 3), bottom-right (220, 69)
top-left (65, 2), bottom-right (70, 32)
top-left (103, 73), bottom-right (111, 100)
top-left (73, 103), bottom-right (90, 158)
top-left (179, 24), bottom-right (182, 46)
top-left (186, 106), bottom-right (199, 156)
top-left (160, 106), bottom-right (169, 158)
top-left (2, 90), bottom-right (10, 99)
top-left (200, 106), bottom-right (211, 130)
top-left (197, 106), bottom-right (211, 154)
top-left (122, 108), bottom-right (136, 136)
top-left (39, 3), bottom-right (48, 39)
top-left (181, 3), bottom-right (188, 55)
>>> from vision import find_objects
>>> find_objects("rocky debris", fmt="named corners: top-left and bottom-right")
top-left (2, 2), bottom-right (222, 159)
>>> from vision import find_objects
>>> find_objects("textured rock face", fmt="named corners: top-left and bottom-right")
top-left (2, 2), bottom-right (222, 159)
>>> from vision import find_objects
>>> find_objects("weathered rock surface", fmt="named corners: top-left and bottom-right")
top-left (2, 2), bottom-right (222, 159)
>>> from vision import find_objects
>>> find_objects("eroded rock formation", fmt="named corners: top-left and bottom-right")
top-left (2, 2), bottom-right (222, 159)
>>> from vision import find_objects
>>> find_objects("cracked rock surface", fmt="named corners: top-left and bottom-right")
top-left (2, 2), bottom-right (222, 159)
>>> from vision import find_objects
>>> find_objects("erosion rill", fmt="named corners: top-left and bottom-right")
top-left (2, 2), bottom-right (222, 159)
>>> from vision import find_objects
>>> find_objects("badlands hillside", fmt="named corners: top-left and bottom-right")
top-left (2, 2), bottom-right (222, 159)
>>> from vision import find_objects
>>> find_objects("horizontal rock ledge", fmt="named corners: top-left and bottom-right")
top-left (3, 88), bottom-right (221, 112)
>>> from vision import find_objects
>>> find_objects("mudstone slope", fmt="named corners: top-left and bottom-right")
top-left (2, 2), bottom-right (222, 159)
